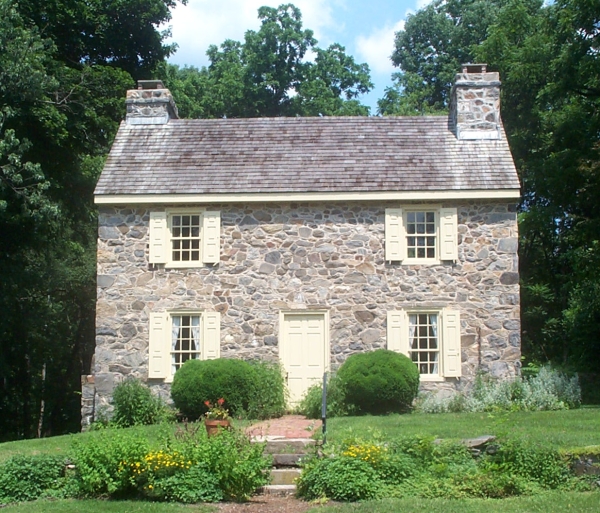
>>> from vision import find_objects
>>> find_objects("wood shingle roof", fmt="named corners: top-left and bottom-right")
top-left (94, 116), bottom-right (520, 197)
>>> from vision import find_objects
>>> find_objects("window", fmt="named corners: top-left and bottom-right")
top-left (387, 309), bottom-right (461, 380)
top-left (171, 314), bottom-right (201, 373)
top-left (171, 214), bottom-right (201, 263)
top-left (406, 211), bottom-right (436, 259)
top-left (409, 313), bottom-right (439, 375)
top-left (148, 311), bottom-right (221, 380)
top-left (385, 207), bottom-right (457, 263)
top-left (149, 210), bottom-right (220, 267)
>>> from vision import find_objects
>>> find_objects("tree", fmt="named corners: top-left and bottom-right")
top-left (160, 4), bottom-right (373, 118)
top-left (0, 0), bottom-right (183, 441)
top-left (379, 0), bottom-right (509, 115)
top-left (475, 0), bottom-right (600, 371)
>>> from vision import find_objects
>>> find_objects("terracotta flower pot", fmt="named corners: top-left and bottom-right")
top-left (205, 419), bottom-right (230, 436)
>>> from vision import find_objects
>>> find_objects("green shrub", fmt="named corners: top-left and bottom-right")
top-left (298, 372), bottom-right (349, 419)
top-left (485, 438), bottom-right (572, 489)
top-left (336, 349), bottom-right (419, 415)
top-left (169, 422), bottom-right (271, 501)
top-left (0, 455), bottom-right (66, 503)
top-left (70, 421), bottom-right (270, 502)
top-left (70, 429), bottom-right (150, 496)
top-left (297, 456), bottom-right (382, 501)
top-left (245, 360), bottom-right (287, 419)
top-left (171, 358), bottom-right (286, 420)
top-left (171, 358), bottom-right (255, 419)
top-left (150, 463), bottom-right (223, 503)
top-left (112, 378), bottom-right (172, 427)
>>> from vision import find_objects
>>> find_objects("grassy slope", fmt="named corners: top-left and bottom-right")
top-left (0, 424), bottom-right (170, 462)
top-left (326, 408), bottom-right (600, 448)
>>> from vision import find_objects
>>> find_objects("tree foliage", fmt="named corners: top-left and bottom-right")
top-left (0, 0), bottom-right (183, 441)
top-left (159, 4), bottom-right (372, 118)
top-left (378, 0), bottom-right (509, 115)
top-left (382, 0), bottom-right (600, 373)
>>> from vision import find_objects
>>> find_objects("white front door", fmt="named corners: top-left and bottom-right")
top-left (280, 312), bottom-right (328, 405)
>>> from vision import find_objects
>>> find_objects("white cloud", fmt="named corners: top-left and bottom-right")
top-left (166, 0), bottom-right (344, 68)
top-left (355, 19), bottom-right (404, 75)
top-left (416, 0), bottom-right (433, 8)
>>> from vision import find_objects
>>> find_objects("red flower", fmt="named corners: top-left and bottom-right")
top-left (217, 398), bottom-right (225, 406)
top-left (204, 400), bottom-right (211, 407)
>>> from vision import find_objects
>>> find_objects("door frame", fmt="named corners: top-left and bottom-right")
top-left (278, 310), bottom-right (330, 402)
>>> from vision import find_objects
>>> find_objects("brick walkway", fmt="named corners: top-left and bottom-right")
top-left (246, 415), bottom-right (322, 439)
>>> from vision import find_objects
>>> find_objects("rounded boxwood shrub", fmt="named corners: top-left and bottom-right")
top-left (336, 349), bottom-right (419, 414)
top-left (171, 358), bottom-right (256, 419)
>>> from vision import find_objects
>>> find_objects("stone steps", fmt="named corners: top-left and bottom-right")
top-left (252, 436), bottom-right (316, 495)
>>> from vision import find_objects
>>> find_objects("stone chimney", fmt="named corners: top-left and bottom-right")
top-left (125, 80), bottom-right (179, 125)
top-left (450, 64), bottom-right (500, 140)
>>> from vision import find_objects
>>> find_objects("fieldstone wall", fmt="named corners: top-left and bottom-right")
top-left (85, 200), bottom-right (520, 425)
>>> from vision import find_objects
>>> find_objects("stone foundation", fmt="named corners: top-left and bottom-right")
top-left (89, 200), bottom-right (520, 421)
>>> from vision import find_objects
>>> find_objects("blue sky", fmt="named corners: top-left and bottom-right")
top-left (166, 0), bottom-right (429, 113)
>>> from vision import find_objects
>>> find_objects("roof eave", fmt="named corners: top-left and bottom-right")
top-left (94, 189), bottom-right (521, 205)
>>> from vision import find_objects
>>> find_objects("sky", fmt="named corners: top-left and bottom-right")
top-left (165, 0), bottom-right (431, 114)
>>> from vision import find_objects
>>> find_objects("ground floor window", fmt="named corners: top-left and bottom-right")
top-left (387, 308), bottom-right (461, 380)
top-left (148, 311), bottom-right (221, 381)
top-left (171, 314), bottom-right (201, 374)
top-left (409, 313), bottom-right (439, 375)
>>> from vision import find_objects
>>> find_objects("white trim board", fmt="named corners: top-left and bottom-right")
top-left (95, 189), bottom-right (521, 205)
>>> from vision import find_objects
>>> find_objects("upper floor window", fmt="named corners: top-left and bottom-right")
top-left (148, 209), bottom-right (220, 267)
top-left (406, 211), bottom-right (436, 259)
top-left (385, 206), bottom-right (457, 264)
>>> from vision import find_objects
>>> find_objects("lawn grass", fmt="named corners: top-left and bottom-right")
top-left (325, 407), bottom-right (600, 448)
top-left (2, 499), bottom-right (216, 512)
top-left (305, 491), bottom-right (600, 513)
top-left (0, 424), bottom-right (169, 463)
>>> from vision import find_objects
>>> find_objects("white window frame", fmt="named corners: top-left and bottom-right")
top-left (149, 209), bottom-right (221, 268)
top-left (148, 310), bottom-right (221, 382)
top-left (404, 208), bottom-right (440, 265)
top-left (385, 206), bottom-right (457, 264)
top-left (387, 308), bottom-right (461, 381)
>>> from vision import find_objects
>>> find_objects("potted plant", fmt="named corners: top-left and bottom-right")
top-left (204, 398), bottom-right (231, 436)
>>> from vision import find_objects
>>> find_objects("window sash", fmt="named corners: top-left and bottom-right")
top-left (170, 214), bottom-right (202, 262)
top-left (405, 210), bottom-right (437, 260)
top-left (409, 313), bottom-right (440, 375)
top-left (171, 314), bottom-right (201, 374)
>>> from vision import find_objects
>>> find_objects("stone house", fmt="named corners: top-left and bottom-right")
top-left (83, 64), bottom-right (521, 424)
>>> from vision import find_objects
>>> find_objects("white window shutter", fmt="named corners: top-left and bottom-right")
top-left (203, 312), bottom-right (221, 360)
top-left (439, 208), bottom-right (458, 261)
top-left (202, 211), bottom-right (221, 264)
top-left (387, 310), bottom-right (410, 356)
top-left (442, 309), bottom-right (461, 377)
top-left (148, 312), bottom-right (168, 379)
top-left (385, 208), bottom-right (405, 262)
top-left (149, 212), bottom-right (168, 264)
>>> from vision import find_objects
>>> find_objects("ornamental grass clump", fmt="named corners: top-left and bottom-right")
top-left (415, 366), bottom-right (581, 414)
